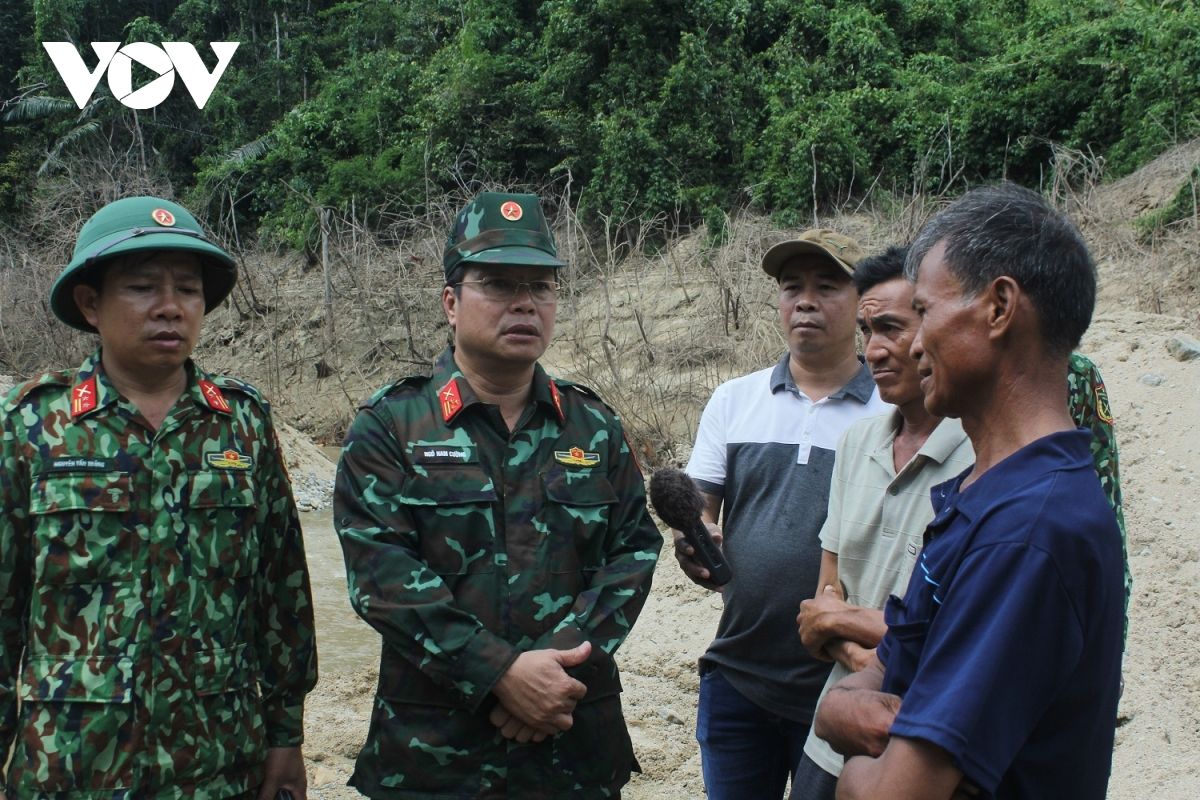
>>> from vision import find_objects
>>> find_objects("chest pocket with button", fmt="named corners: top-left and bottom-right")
top-left (398, 465), bottom-right (498, 575)
top-left (188, 469), bottom-right (259, 578)
top-left (541, 467), bottom-right (618, 573)
top-left (29, 471), bottom-right (133, 584)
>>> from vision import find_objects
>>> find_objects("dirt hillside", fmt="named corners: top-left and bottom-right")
top-left (295, 151), bottom-right (1199, 798)
top-left (3, 143), bottom-right (1198, 797)
top-left (297, 316), bottom-right (1200, 800)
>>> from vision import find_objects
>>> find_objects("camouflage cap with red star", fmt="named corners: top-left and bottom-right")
top-left (443, 191), bottom-right (565, 283)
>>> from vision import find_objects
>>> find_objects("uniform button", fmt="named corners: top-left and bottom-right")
top-left (889, 486), bottom-right (899, 496)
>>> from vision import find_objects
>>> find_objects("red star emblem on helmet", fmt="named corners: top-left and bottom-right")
top-left (500, 201), bottom-right (523, 221)
top-left (152, 208), bottom-right (176, 226)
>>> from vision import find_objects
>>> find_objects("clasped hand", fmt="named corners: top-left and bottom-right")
top-left (797, 583), bottom-right (850, 659)
top-left (489, 642), bottom-right (591, 743)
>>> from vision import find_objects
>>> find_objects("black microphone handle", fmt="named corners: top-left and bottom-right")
top-left (682, 518), bottom-right (733, 586)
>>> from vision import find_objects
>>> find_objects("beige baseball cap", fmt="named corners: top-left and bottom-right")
top-left (761, 228), bottom-right (865, 279)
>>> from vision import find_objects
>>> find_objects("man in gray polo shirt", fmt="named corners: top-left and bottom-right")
top-left (676, 230), bottom-right (889, 799)
top-left (789, 246), bottom-right (973, 799)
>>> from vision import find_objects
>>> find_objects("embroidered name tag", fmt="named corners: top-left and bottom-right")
top-left (414, 447), bottom-right (472, 465)
top-left (206, 450), bottom-right (253, 470)
top-left (46, 457), bottom-right (114, 472)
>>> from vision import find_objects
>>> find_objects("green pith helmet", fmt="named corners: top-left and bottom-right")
top-left (442, 192), bottom-right (564, 283)
top-left (50, 196), bottom-right (238, 332)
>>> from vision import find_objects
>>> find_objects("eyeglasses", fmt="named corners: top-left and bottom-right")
top-left (457, 277), bottom-right (560, 303)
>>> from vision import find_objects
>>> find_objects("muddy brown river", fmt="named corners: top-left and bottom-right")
top-left (300, 509), bottom-right (380, 671)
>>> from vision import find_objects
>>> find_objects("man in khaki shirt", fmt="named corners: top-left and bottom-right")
top-left (791, 246), bottom-right (972, 799)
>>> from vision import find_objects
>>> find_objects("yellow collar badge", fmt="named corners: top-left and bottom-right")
top-left (554, 446), bottom-right (600, 467)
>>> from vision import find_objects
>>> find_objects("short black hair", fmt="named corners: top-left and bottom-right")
top-left (74, 262), bottom-right (108, 293)
top-left (853, 245), bottom-right (909, 295)
top-left (905, 183), bottom-right (1096, 355)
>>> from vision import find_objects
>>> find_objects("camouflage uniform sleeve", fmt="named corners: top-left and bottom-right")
top-left (253, 408), bottom-right (318, 746)
top-left (334, 406), bottom-right (520, 710)
top-left (0, 398), bottom-right (30, 770)
top-left (1067, 353), bottom-right (1130, 647)
top-left (534, 410), bottom-right (662, 657)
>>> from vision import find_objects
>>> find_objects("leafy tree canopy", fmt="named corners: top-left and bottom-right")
top-left (1, 0), bottom-right (1197, 239)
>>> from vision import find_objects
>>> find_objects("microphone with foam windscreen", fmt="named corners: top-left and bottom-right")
top-left (649, 468), bottom-right (733, 586)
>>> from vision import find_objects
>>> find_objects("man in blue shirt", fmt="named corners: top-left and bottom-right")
top-left (814, 184), bottom-right (1124, 800)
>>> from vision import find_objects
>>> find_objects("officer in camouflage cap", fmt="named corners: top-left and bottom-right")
top-left (0, 196), bottom-right (317, 799)
top-left (334, 191), bottom-right (662, 798)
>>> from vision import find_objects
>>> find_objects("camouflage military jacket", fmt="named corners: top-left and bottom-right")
top-left (334, 348), bottom-right (662, 799)
top-left (1067, 352), bottom-right (1130, 644)
top-left (0, 350), bottom-right (317, 799)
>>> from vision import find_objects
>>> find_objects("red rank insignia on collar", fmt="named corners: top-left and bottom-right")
top-left (549, 381), bottom-right (565, 423)
top-left (71, 377), bottom-right (97, 417)
top-left (199, 380), bottom-right (232, 414)
top-left (439, 379), bottom-right (464, 423)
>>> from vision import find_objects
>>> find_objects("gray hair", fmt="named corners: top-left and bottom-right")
top-left (904, 183), bottom-right (1096, 355)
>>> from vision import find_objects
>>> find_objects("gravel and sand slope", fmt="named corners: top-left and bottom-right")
top-left (294, 307), bottom-right (1200, 799)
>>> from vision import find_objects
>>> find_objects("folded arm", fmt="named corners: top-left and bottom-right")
top-left (838, 736), bottom-right (963, 800)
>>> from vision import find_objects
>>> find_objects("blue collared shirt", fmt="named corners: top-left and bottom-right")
top-left (878, 429), bottom-right (1123, 799)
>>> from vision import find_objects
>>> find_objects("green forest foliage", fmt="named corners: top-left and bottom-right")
top-left (2, 0), bottom-right (1199, 246)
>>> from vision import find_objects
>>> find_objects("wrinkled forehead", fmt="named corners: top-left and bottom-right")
top-left (910, 241), bottom-right (963, 301)
top-left (858, 276), bottom-right (916, 316)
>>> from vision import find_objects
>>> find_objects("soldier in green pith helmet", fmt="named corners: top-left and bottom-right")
top-left (334, 191), bottom-right (663, 798)
top-left (0, 196), bottom-right (318, 799)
